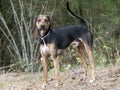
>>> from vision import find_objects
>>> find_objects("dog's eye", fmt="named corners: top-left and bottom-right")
top-left (37, 19), bottom-right (41, 22)
top-left (44, 19), bottom-right (49, 22)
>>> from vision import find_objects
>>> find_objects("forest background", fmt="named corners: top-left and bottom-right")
top-left (0, 0), bottom-right (120, 72)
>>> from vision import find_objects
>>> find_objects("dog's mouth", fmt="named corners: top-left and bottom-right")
top-left (38, 29), bottom-right (47, 37)
top-left (37, 26), bottom-right (46, 36)
top-left (40, 27), bottom-right (46, 31)
top-left (37, 24), bottom-right (49, 37)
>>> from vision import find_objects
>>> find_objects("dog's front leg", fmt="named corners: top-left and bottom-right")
top-left (41, 56), bottom-right (48, 89)
top-left (52, 56), bottom-right (60, 87)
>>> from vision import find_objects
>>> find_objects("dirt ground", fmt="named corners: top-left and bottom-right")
top-left (0, 66), bottom-right (120, 90)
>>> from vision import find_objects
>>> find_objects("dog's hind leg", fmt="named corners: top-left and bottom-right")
top-left (84, 43), bottom-right (95, 83)
top-left (77, 42), bottom-right (88, 80)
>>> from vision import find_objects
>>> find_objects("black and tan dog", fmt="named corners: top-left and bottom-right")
top-left (33, 2), bottom-right (95, 89)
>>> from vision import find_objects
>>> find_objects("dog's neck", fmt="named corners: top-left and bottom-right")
top-left (40, 30), bottom-right (50, 40)
top-left (39, 30), bottom-right (50, 45)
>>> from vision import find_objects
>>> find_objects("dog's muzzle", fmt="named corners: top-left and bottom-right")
top-left (40, 24), bottom-right (46, 30)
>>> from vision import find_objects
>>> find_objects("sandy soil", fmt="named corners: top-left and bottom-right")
top-left (0, 66), bottom-right (120, 90)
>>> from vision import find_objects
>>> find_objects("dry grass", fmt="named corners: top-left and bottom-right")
top-left (0, 66), bottom-right (120, 90)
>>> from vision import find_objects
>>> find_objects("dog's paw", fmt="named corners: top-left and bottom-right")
top-left (89, 78), bottom-right (95, 83)
top-left (55, 83), bottom-right (59, 87)
top-left (89, 79), bottom-right (94, 83)
top-left (42, 83), bottom-right (47, 90)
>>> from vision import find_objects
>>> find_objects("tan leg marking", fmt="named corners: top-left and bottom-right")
top-left (84, 43), bottom-right (95, 83)
top-left (41, 56), bottom-right (48, 89)
top-left (52, 56), bottom-right (60, 87)
top-left (77, 43), bottom-right (88, 80)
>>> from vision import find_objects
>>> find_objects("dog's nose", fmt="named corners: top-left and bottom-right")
top-left (41, 24), bottom-right (45, 28)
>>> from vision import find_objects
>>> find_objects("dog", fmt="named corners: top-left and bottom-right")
top-left (32, 2), bottom-right (95, 89)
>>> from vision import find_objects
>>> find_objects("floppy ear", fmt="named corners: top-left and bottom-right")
top-left (32, 16), bottom-right (38, 41)
top-left (46, 15), bottom-right (53, 29)
top-left (32, 16), bottom-right (38, 32)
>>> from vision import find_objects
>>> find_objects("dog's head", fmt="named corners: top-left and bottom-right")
top-left (33, 15), bottom-right (52, 40)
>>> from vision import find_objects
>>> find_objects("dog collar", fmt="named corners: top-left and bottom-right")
top-left (39, 31), bottom-right (50, 45)
top-left (40, 31), bottom-right (50, 39)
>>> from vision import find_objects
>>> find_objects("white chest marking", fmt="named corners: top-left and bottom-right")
top-left (42, 45), bottom-right (50, 54)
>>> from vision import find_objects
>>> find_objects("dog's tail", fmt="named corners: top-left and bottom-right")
top-left (67, 2), bottom-right (87, 25)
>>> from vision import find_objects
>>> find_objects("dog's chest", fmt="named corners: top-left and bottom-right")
top-left (41, 43), bottom-right (64, 55)
top-left (41, 45), bottom-right (50, 55)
